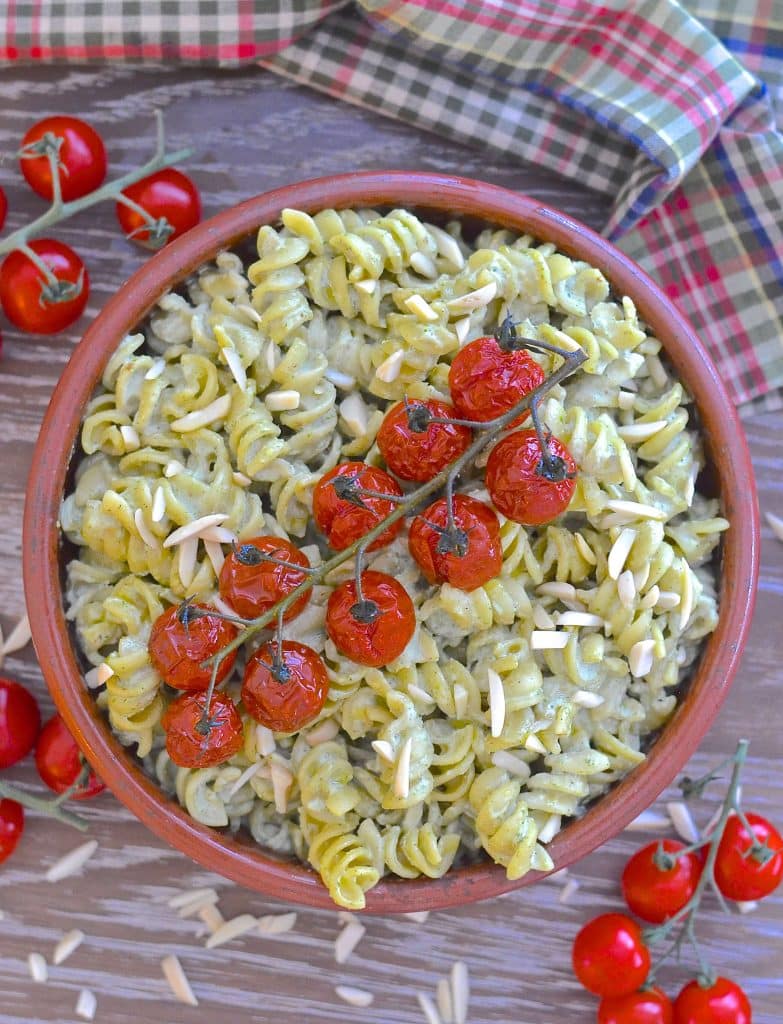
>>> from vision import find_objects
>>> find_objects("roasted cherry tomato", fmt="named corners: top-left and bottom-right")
top-left (448, 326), bottom-right (545, 423)
top-left (622, 839), bottom-right (703, 924)
top-left (0, 186), bottom-right (7, 230)
top-left (242, 640), bottom-right (329, 733)
top-left (673, 977), bottom-right (751, 1024)
top-left (35, 714), bottom-right (105, 799)
top-left (326, 571), bottom-right (415, 667)
top-left (408, 494), bottom-right (502, 591)
top-left (116, 168), bottom-right (201, 249)
top-left (0, 239), bottom-right (89, 335)
top-left (20, 116), bottom-right (107, 201)
top-left (219, 537), bottom-right (311, 622)
top-left (572, 913), bottom-right (651, 998)
top-left (0, 677), bottom-right (41, 768)
top-left (162, 690), bottom-right (243, 768)
top-left (148, 603), bottom-right (238, 691)
top-left (313, 462), bottom-right (403, 552)
top-left (598, 987), bottom-right (674, 1024)
top-left (486, 429), bottom-right (576, 525)
top-left (376, 399), bottom-right (472, 482)
top-left (0, 800), bottom-right (24, 864)
top-left (714, 812), bottom-right (783, 901)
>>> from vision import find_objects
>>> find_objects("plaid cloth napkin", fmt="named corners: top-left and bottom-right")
top-left (2, 1), bottom-right (781, 413)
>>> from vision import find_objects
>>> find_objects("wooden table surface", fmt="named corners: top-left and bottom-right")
top-left (0, 65), bottom-right (780, 1024)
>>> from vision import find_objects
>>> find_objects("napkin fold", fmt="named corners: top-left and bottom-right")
top-left (2, 1), bottom-right (781, 411)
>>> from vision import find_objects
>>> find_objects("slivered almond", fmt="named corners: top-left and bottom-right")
top-left (335, 919), bottom-right (366, 964)
top-left (270, 760), bottom-right (293, 813)
top-left (324, 368), bottom-right (356, 389)
top-left (177, 538), bottom-right (198, 590)
top-left (634, 563), bottom-right (650, 591)
top-left (452, 682), bottom-right (468, 719)
top-left (335, 986), bottom-right (374, 1008)
top-left (530, 630), bottom-right (569, 650)
top-left (45, 840), bottom-right (98, 882)
top-left (491, 751), bottom-right (531, 777)
top-left (679, 569), bottom-right (694, 629)
top-left (537, 814), bottom-right (561, 845)
top-left (606, 499), bottom-right (666, 521)
top-left (223, 763), bottom-right (261, 801)
top-left (161, 954), bottom-right (198, 1006)
top-left (256, 724), bottom-right (277, 755)
top-left (647, 353), bottom-right (668, 387)
top-left (629, 639), bottom-right (655, 678)
top-left (405, 911), bottom-right (430, 923)
top-left (204, 540), bottom-right (225, 576)
top-left (134, 508), bottom-right (159, 548)
top-left (84, 662), bottom-right (114, 689)
top-left (451, 961), bottom-right (470, 1024)
top-left (375, 349), bottom-right (404, 383)
top-left (163, 514), bottom-right (229, 548)
top-left (164, 459), bottom-right (184, 478)
top-left (353, 277), bottom-right (377, 294)
top-left (559, 878), bottom-right (581, 904)
top-left (525, 734), bottom-right (548, 755)
top-left (197, 904), bottom-right (225, 934)
top-left (340, 393), bottom-right (370, 437)
top-left (151, 485), bottom-right (166, 523)
top-left (410, 252), bottom-right (438, 278)
top-left (53, 929), bottom-right (85, 966)
top-left (176, 892), bottom-right (221, 919)
top-left (409, 683), bottom-right (435, 705)
top-left (766, 512), bottom-right (783, 542)
top-left (640, 585), bottom-right (660, 609)
top-left (617, 569), bottom-right (636, 608)
top-left (533, 605), bottom-right (556, 630)
top-left (394, 737), bottom-right (413, 799)
top-left (257, 912), bottom-right (297, 934)
top-left (75, 988), bottom-right (97, 1021)
top-left (120, 424), bottom-right (140, 451)
top-left (487, 668), bottom-right (505, 739)
top-left (667, 801), bottom-right (699, 844)
top-left (574, 533), bottom-right (597, 565)
top-left (617, 420), bottom-right (667, 443)
top-left (429, 224), bottom-right (465, 270)
top-left (28, 953), bottom-right (48, 983)
top-left (454, 316), bottom-right (471, 346)
top-left (1, 613), bottom-right (31, 655)
top-left (608, 528), bottom-right (636, 580)
top-left (619, 446), bottom-right (637, 492)
top-left (418, 993), bottom-right (443, 1024)
top-left (556, 611), bottom-right (604, 627)
top-left (304, 718), bottom-right (340, 746)
top-left (656, 590), bottom-right (681, 611)
top-left (144, 358), bottom-right (166, 380)
top-left (626, 809), bottom-right (671, 832)
top-left (199, 525), bottom-right (237, 544)
top-left (205, 913), bottom-right (258, 949)
top-left (221, 347), bottom-right (247, 389)
top-left (404, 294), bottom-right (439, 322)
top-left (265, 389), bottom-right (300, 412)
top-left (171, 393), bottom-right (231, 432)
top-left (617, 390), bottom-right (636, 410)
top-left (446, 281), bottom-right (497, 312)
top-left (167, 887), bottom-right (219, 909)
top-left (536, 582), bottom-right (576, 602)
top-left (437, 977), bottom-right (453, 1022)
top-left (572, 690), bottom-right (605, 708)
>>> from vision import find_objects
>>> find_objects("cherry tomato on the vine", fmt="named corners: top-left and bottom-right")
top-left (0, 239), bottom-right (89, 334)
top-left (313, 462), bottom-right (403, 552)
top-left (0, 800), bottom-right (24, 865)
top-left (621, 839), bottom-right (703, 924)
top-left (408, 494), bottom-right (502, 591)
top-left (448, 330), bottom-right (545, 423)
top-left (598, 987), bottom-right (674, 1024)
top-left (486, 429), bottom-right (576, 526)
top-left (572, 913), bottom-right (651, 998)
top-left (116, 168), bottom-right (201, 249)
top-left (0, 186), bottom-right (7, 230)
top-left (35, 714), bottom-right (105, 799)
top-left (714, 812), bottom-right (783, 902)
top-left (376, 398), bottom-right (472, 482)
top-left (219, 537), bottom-right (311, 622)
top-left (162, 690), bottom-right (243, 769)
top-left (326, 571), bottom-right (415, 668)
top-left (148, 603), bottom-right (238, 691)
top-left (673, 977), bottom-right (751, 1024)
top-left (242, 640), bottom-right (329, 733)
top-left (20, 116), bottom-right (107, 202)
top-left (0, 677), bottom-right (41, 768)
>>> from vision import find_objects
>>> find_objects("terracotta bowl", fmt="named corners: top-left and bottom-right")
top-left (23, 172), bottom-right (759, 912)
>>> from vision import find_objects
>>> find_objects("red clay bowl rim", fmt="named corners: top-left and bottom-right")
top-left (23, 171), bottom-right (759, 912)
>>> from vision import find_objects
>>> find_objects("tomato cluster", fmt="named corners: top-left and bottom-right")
top-left (151, 327), bottom-right (580, 769)
top-left (0, 676), bottom-right (105, 867)
top-left (572, 811), bottom-right (782, 1021)
top-left (0, 115), bottom-right (200, 337)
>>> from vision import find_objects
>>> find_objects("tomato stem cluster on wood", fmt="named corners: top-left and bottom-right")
top-left (0, 111), bottom-right (193, 284)
top-left (195, 334), bottom-right (587, 730)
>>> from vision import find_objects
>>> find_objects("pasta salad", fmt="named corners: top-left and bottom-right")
top-left (60, 206), bottom-right (728, 909)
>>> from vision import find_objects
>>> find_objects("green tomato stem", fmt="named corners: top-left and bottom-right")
top-left (0, 778), bottom-right (89, 831)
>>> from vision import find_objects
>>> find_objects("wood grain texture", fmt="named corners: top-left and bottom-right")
top-left (0, 64), bottom-right (780, 1024)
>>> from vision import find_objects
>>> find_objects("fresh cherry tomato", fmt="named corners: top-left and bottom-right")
top-left (376, 399), bottom-right (472, 482)
top-left (326, 571), bottom-right (415, 667)
top-left (0, 186), bottom-right (7, 230)
top-left (219, 537), bottom-right (310, 622)
top-left (148, 603), bottom-right (238, 691)
top-left (0, 677), bottom-right (41, 768)
top-left (714, 812), bottom-right (783, 901)
top-left (116, 168), bottom-right (201, 249)
top-left (621, 839), bottom-right (703, 924)
top-left (20, 116), bottom-right (107, 201)
top-left (0, 800), bottom-right (24, 864)
top-left (0, 239), bottom-right (89, 335)
top-left (162, 690), bottom-right (243, 768)
top-left (448, 329), bottom-right (545, 423)
top-left (242, 640), bottom-right (329, 733)
top-left (35, 714), bottom-right (105, 799)
top-left (572, 913), bottom-right (651, 998)
top-left (673, 977), bottom-right (751, 1024)
top-left (408, 494), bottom-right (502, 591)
top-left (486, 429), bottom-right (576, 525)
top-left (598, 987), bottom-right (674, 1024)
top-left (313, 462), bottom-right (403, 552)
